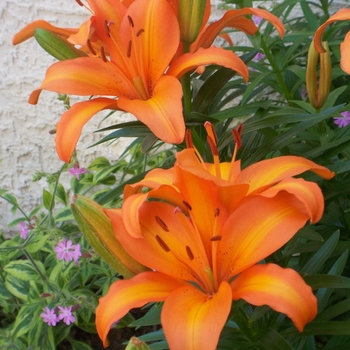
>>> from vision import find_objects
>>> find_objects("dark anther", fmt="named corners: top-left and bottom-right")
top-left (155, 216), bottom-right (169, 232)
top-left (75, 0), bottom-right (84, 6)
top-left (210, 235), bottom-right (222, 241)
top-left (127, 15), bottom-right (134, 27)
top-left (127, 40), bottom-right (132, 58)
top-left (186, 246), bottom-right (194, 260)
top-left (214, 208), bottom-right (220, 217)
top-left (100, 46), bottom-right (108, 62)
top-left (136, 29), bottom-right (145, 37)
top-left (155, 235), bottom-right (170, 252)
top-left (87, 39), bottom-right (96, 56)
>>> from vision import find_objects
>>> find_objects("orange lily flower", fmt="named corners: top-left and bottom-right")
top-left (123, 123), bottom-right (334, 236)
top-left (14, 0), bottom-right (249, 163)
top-left (96, 148), bottom-right (327, 349)
top-left (314, 8), bottom-right (350, 74)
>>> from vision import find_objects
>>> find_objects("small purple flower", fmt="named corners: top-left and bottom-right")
top-left (19, 222), bottom-right (29, 240)
top-left (253, 52), bottom-right (265, 61)
top-left (334, 111), bottom-right (350, 128)
top-left (54, 238), bottom-right (81, 265)
top-left (253, 15), bottom-right (262, 26)
top-left (40, 307), bottom-right (59, 326)
top-left (58, 306), bottom-right (76, 325)
top-left (68, 163), bottom-right (88, 180)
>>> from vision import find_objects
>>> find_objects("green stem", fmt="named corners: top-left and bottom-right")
top-left (181, 42), bottom-right (192, 116)
top-left (260, 37), bottom-right (293, 102)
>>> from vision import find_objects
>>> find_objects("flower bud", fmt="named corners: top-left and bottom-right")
top-left (125, 337), bottom-right (151, 350)
top-left (306, 40), bottom-right (331, 109)
top-left (178, 0), bottom-right (207, 44)
top-left (71, 194), bottom-right (147, 278)
top-left (34, 28), bottom-right (88, 61)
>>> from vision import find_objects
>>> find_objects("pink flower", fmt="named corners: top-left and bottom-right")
top-left (253, 15), bottom-right (263, 26)
top-left (253, 52), bottom-right (265, 61)
top-left (334, 111), bottom-right (350, 128)
top-left (19, 222), bottom-right (29, 240)
top-left (54, 238), bottom-right (81, 265)
top-left (68, 163), bottom-right (88, 180)
top-left (40, 307), bottom-right (59, 326)
top-left (58, 306), bottom-right (76, 325)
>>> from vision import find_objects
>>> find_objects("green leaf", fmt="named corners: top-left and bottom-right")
top-left (255, 328), bottom-right (294, 350)
top-left (304, 321), bottom-right (350, 335)
top-left (300, 231), bottom-right (340, 274)
top-left (4, 259), bottom-right (46, 281)
top-left (4, 274), bottom-right (29, 301)
top-left (54, 206), bottom-right (74, 222)
top-left (54, 182), bottom-right (68, 206)
top-left (68, 337), bottom-right (94, 350)
top-left (88, 157), bottom-right (111, 171)
top-left (43, 188), bottom-right (53, 210)
top-left (304, 275), bottom-right (350, 289)
top-left (35, 323), bottom-right (56, 350)
top-left (11, 303), bottom-right (43, 338)
top-left (316, 250), bottom-right (348, 313)
top-left (130, 304), bottom-right (162, 328)
top-left (24, 232), bottom-right (49, 254)
top-left (34, 28), bottom-right (87, 61)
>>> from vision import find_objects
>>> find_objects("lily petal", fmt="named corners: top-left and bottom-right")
top-left (12, 20), bottom-right (78, 45)
top-left (314, 8), bottom-right (350, 53)
top-left (55, 98), bottom-right (119, 162)
top-left (28, 58), bottom-right (138, 104)
top-left (121, 187), bottom-right (187, 238)
top-left (122, 0), bottom-right (180, 83)
top-left (231, 264), bottom-right (317, 332)
top-left (167, 47), bottom-right (249, 82)
top-left (123, 167), bottom-right (174, 199)
top-left (259, 178), bottom-right (325, 223)
top-left (96, 271), bottom-right (185, 347)
top-left (340, 31), bottom-right (350, 74)
top-left (218, 192), bottom-right (310, 280)
top-left (197, 8), bottom-right (284, 49)
top-left (162, 281), bottom-right (232, 350)
top-left (235, 155), bottom-right (334, 194)
top-left (118, 75), bottom-right (185, 144)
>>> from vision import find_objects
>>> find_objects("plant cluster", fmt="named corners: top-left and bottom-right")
top-left (2, 0), bottom-right (350, 349)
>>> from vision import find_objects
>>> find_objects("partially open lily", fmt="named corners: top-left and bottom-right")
top-left (96, 145), bottom-right (328, 349)
top-left (124, 123), bottom-right (334, 234)
top-left (314, 8), bottom-right (350, 74)
top-left (13, 0), bottom-right (249, 163)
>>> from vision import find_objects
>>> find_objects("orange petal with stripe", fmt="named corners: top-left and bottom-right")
top-left (96, 272), bottom-right (186, 347)
top-left (162, 281), bottom-right (232, 350)
top-left (231, 264), bottom-right (317, 332)
top-left (55, 98), bottom-right (118, 162)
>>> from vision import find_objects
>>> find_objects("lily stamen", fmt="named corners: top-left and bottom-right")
top-left (100, 46), bottom-right (108, 62)
top-left (155, 235), bottom-right (170, 252)
top-left (155, 216), bottom-right (169, 232)
top-left (205, 122), bottom-right (221, 178)
top-left (86, 39), bottom-right (96, 56)
top-left (186, 246), bottom-right (194, 261)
